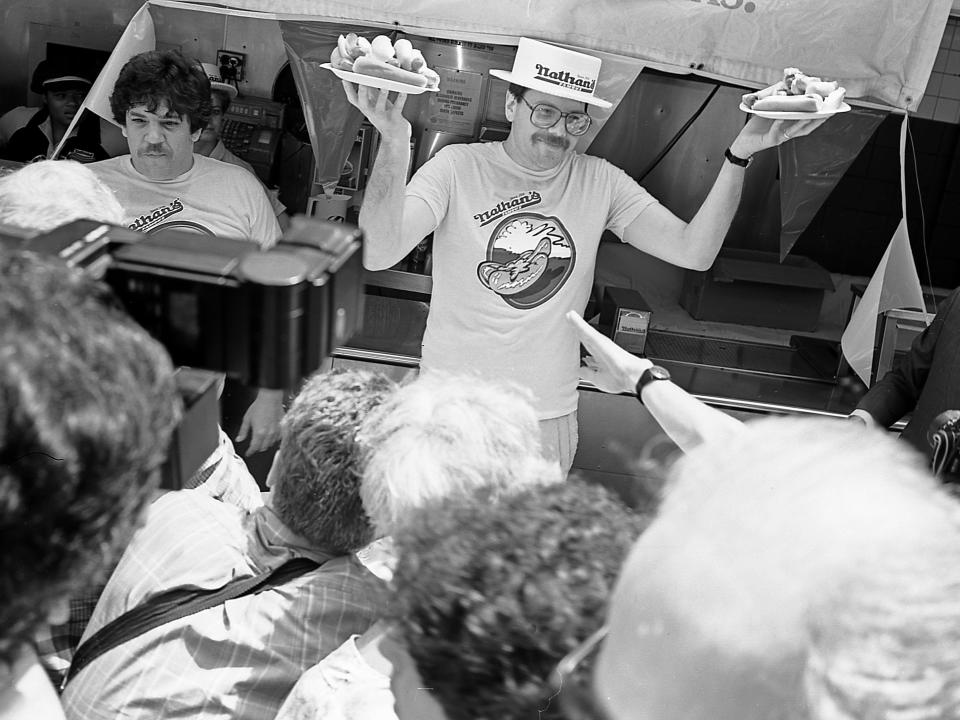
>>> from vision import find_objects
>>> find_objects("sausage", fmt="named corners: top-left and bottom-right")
top-left (751, 94), bottom-right (823, 113)
top-left (352, 54), bottom-right (428, 87)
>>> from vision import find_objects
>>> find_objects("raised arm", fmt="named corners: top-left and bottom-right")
top-left (568, 311), bottom-right (744, 452)
top-left (342, 82), bottom-right (436, 270)
top-left (623, 115), bottom-right (826, 271)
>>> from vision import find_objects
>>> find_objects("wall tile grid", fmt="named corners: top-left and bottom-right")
top-left (916, 18), bottom-right (960, 123)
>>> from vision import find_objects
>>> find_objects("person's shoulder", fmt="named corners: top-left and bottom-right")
top-left (149, 488), bottom-right (243, 524)
top-left (196, 153), bottom-right (257, 180)
top-left (436, 141), bottom-right (485, 162)
top-left (574, 151), bottom-right (619, 172)
top-left (195, 154), bottom-right (264, 192)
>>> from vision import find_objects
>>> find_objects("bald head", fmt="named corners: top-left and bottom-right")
top-left (596, 416), bottom-right (960, 720)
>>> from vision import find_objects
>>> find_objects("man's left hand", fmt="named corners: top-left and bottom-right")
top-left (236, 388), bottom-right (283, 455)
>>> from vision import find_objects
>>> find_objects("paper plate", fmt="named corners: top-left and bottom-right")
top-left (739, 101), bottom-right (851, 121)
top-left (322, 63), bottom-right (439, 94)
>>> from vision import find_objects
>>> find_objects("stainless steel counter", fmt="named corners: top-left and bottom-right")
top-left (336, 294), bottom-right (865, 419)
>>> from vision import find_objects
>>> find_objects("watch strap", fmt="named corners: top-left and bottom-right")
top-left (724, 147), bottom-right (752, 168)
top-left (635, 366), bottom-right (671, 405)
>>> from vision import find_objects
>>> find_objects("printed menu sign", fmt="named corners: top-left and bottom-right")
top-left (426, 67), bottom-right (483, 135)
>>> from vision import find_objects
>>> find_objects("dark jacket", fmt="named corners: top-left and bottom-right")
top-left (2, 108), bottom-right (108, 163)
top-left (856, 287), bottom-right (960, 459)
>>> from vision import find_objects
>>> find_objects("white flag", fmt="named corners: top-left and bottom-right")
top-left (53, 3), bottom-right (155, 158)
top-left (840, 217), bottom-right (925, 384)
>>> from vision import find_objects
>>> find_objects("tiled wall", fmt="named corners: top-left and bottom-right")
top-left (916, 16), bottom-right (960, 123)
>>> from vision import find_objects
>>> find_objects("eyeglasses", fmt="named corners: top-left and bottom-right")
top-left (518, 95), bottom-right (593, 136)
top-left (544, 625), bottom-right (612, 720)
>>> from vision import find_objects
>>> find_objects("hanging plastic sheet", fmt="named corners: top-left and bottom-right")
top-left (223, 0), bottom-right (952, 112)
top-left (278, 21), bottom-right (369, 190)
top-left (778, 108), bottom-right (888, 259)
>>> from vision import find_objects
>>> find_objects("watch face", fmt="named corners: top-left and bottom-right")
top-left (649, 366), bottom-right (670, 381)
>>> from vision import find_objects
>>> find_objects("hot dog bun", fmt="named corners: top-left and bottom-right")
top-left (353, 54), bottom-right (428, 87)
top-left (742, 80), bottom-right (787, 109)
top-left (752, 94), bottom-right (823, 113)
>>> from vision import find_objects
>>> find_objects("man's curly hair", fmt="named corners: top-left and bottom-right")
top-left (110, 49), bottom-right (212, 132)
top-left (389, 477), bottom-right (651, 720)
top-left (270, 368), bottom-right (397, 554)
top-left (0, 250), bottom-right (181, 665)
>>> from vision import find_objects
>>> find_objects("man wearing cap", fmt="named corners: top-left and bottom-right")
top-left (194, 62), bottom-right (290, 231)
top-left (1, 59), bottom-right (108, 164)
top-left (90, 49), bottom-right (285, 460)
top-left (345, 37), bottom-right (825, 475)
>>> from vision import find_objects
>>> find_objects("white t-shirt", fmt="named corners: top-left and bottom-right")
top-left (90, 153), bottom-right (281, 249)
top-left (407, 141), bottom-right (658, 418)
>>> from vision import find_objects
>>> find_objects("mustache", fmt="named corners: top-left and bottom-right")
top-left (533, 132), bottom-right (569, 149)
top-left (139, 144), bottom-right (167, 155)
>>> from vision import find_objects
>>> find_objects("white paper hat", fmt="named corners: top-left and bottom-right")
top-left (202, 62), bottom-right (237, 99)
top-left (490, 37), bottom-right (611, 109)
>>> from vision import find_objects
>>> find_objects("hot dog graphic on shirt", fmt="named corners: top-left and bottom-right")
top-left (477, 214), bottom-right (575, 309)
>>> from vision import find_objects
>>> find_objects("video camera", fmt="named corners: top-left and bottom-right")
top-left (0, 217), bottom-right (366, 486)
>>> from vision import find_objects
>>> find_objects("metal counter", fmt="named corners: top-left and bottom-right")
top-left (335, 293), bottom-right (865, 419)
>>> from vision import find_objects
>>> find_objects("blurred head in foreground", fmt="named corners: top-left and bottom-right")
top-left (595, 416), bottom-right (960, 720)
top-left (0, 249), bottom-right (180, 665)
top-left (358, 371), bottom-right (561, 538)
top-left (0, 159), bottom-right (124, 232)
top-left (389, 478), bottom-right (650, 720)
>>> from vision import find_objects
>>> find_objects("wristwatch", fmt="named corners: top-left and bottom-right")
top-left (635, 365), bottom-right (671, 404)
top-left (724, 147), bottom-right (752, 168)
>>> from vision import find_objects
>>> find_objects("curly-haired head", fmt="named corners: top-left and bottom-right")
top-left (597, 416), bottom-right (960, 720)
top-left (0, 250), bottom-right (181, 665)
top-left (389, 477), bottom-right (650, 720)
top-left (110, 49), bottom-right (211, 132)
top-left (358, 372), bottom-right (560, 537)
top-left (269, 368), bottom-right (397, 554)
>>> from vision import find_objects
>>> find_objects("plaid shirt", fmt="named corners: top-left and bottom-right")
top-left (60, 491), bottom-right (385, 720)
top-left (33, 430), bottom-right (263, 686)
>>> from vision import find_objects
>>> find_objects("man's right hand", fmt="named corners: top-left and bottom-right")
top-left (341, 81), bottom-right (411, 142)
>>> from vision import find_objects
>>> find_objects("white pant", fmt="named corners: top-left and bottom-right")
top-left (539, 410), bottom-right (579, 478)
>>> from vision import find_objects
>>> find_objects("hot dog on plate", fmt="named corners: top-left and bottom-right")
top-left (331, 33), bottom-right (440, 90)
top-left (353, 54), bottom-right (428, 87)
top-left (742, 67), bottom-right (845, 113)
top-left (751, 94), bottom-right (823, 113)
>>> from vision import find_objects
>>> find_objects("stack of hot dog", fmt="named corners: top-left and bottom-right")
top-left (330, 33), bottom-right (441, 90)
top-left (742, 67), bottom-right (846, 113)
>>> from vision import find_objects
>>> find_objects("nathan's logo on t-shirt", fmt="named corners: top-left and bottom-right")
top-left (473, 191), bottom-right (542, 227)
top-left (129, 198), bottom-right (184, 232)
top-left (476, 213), bottom-right (576, 310)
top-left (534, 64), bottom-right (596, 94)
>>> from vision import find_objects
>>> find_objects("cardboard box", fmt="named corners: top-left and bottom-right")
top-left (681, 249), bottom-right (834, 331)
top-left (600, 287), bottom-right (652, 355)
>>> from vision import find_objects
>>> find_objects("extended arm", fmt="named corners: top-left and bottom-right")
top-left (342, 83), bottom-right (436, 270)
top-left (854, 292), bottom-right (954, 427)
top-left (622, 115), bottom-right (826, 270)
top-left (568, 311), bottom-right (744, 452)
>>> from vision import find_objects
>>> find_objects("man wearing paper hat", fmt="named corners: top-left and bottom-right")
top-left (343, 37), bottom-right (826, 475)
top-left (193, 62), bottom-right (289, 229)
top-left (2, 58), bottom-right (108, 163)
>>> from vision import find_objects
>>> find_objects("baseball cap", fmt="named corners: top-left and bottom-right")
top-left (30, 59), bottom-right (93, 94)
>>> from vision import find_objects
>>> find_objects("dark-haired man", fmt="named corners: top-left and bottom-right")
top-left (346, 37), bottom-right (827, 474)
top-left (61, 368), bottom-right (395, 720)
top-left (90, 48), bottom-right (285, 456)
top-left (0, 249), bottom-right (180, 718)
top-left (388, 478), bottom-right (649, 720)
